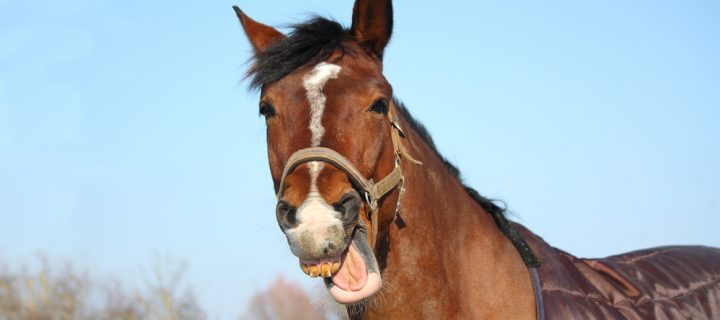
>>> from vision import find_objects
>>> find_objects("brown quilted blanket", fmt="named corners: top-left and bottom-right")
top-left (516, 225), bottom-right (720, 319)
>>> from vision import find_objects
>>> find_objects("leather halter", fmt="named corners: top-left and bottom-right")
top-left (276, 110), bottom-right (422, 248)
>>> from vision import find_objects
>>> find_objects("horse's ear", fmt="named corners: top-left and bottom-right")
top-left (233, 6), bottom-right (285, 54)
top-left (350, 0), bottom-right (393, 58)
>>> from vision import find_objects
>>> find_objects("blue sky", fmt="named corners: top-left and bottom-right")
top-left (1, 0), bottom-right (718, 317)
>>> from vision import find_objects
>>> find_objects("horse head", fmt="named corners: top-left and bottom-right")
top-left (234, 0), bottom-right (407, 305)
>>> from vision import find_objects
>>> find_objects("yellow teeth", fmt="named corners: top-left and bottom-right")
top-left (300, 260), bottom-right (342, 278)
top-left (320, 263), bottom-right (331, 277)
top-left (309, 265), bottom-right (320, 277)
top-left (301, 263), bottom-right (310, 275)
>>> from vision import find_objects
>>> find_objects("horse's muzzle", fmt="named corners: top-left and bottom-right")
top-left (276, 190), bottom-right (361, 263)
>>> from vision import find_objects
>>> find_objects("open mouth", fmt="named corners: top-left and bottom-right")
top-left (298, 221), bottom-right (382, 304)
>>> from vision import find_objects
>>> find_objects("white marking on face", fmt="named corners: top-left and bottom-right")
top-left (287, 189), bottom-right (345, 258)
top-left (303, 62), bottom-right (342, 147)
top-left (284, 62), bottom-right (344, 257)
top-left (302, 62), bottom-right (342, 193)
top-left (309, 161), bottom-right (325, 194)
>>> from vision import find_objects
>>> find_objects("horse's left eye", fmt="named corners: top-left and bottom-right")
top-left (368, 99), bottom-right (389, 115)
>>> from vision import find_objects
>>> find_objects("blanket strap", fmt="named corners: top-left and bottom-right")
top-left (529, 267), bottom-right (545, 320)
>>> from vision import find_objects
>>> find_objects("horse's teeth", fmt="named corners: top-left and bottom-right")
top-left (321, 263), bottom-right (331, 277)
top-left (309, 265), bottom-right (320, 277)
top-left (301, 258), bottom-right (341, 277)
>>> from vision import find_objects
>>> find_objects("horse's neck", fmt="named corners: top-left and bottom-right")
top-left (357, 116), bottom-right (537, 319)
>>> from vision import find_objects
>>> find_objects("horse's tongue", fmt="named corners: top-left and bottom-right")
top-left (331, 242), bottom-right (368, 291)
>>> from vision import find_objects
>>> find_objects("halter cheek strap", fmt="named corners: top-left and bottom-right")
top-left (276, 111), bottom-right (422, 248)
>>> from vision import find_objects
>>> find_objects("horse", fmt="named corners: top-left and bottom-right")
top-left (232, 0), bottom-right (720, 318)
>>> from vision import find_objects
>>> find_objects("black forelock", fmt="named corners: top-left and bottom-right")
top-left (246, 17), bottom-right (350, 90)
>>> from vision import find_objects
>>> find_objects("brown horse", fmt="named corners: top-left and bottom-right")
top-left (233, 0), bottom-right (720, 318)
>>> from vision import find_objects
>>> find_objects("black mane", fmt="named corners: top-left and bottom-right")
top-left (394, 101), bottom-right (539, 267)
top-left (246, 17), bottom-right (539, 267)
top-left (247, 17), bottom-right (350, 90)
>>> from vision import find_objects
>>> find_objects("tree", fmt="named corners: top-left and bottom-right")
top-left (239, 276), bottom-right (332, 320)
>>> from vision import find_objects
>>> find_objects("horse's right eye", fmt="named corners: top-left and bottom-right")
top-left (259, 102), bottom-right (276, 118)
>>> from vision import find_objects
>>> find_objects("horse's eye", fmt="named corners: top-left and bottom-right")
top-left (368, 99), bottom-right (389, 115)
top-left (259, 102), bottom-right (276, 118)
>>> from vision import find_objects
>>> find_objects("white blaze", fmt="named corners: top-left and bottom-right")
top-left (302, 62), bottom-right (342, 192)
top-left (288, 62), bottom-right (343, 245)
top-left (303, 62), bottom-right (341, 148)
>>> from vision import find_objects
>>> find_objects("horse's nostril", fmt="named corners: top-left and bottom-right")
top-left (333, 191), bottom-right (360, 223)
top-left (276, 200), bottom-right (298, 229)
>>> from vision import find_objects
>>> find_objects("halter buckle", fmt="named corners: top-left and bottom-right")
top-left (365, 179), bottom-right (378, 218)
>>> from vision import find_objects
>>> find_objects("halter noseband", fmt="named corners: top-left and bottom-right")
top-left (276, 111), bottom-right (422, 248)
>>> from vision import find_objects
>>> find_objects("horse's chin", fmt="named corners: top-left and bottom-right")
top-left (300, 223), bottom-right (382, 305)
